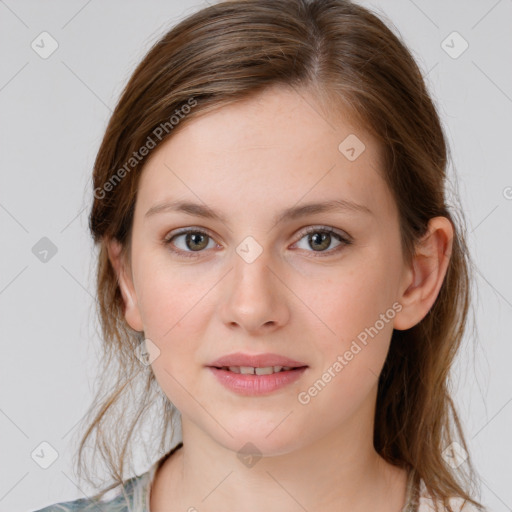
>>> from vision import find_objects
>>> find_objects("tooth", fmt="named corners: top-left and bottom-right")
top-left (255, 366), bottom-right (274, 375)
top-left (226, 366), bottom-right (295, 375)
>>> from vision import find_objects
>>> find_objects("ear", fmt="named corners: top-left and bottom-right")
top-left (393, 216), bottom-right (454, 331)
top-left (106, 238), bottom-right (144, 332)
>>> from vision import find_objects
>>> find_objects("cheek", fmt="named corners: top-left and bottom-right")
top-left (296, 274), bottom-right (395, 420)
top-left (300, 262), bottom-right (395, 341)
top-left (134, 260), bottom-right (218, 386)
top-left (138, 265), bottom-right (206, 409)
top-left (297, 256), bottom-right (398, 388)
top-left (135, 258), bottom-right (207, 339)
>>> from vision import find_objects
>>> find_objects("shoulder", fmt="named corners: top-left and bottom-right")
top-left (418, 497), bottom-right (481, 512)
top-left (30, 471), bottom-right (151, 512)
top-left (417, 480), bottom-right (483, 512)
top-left (31, 444), bottom-right (183, 512)
top-left (29, 496), bottom-right (123, 512)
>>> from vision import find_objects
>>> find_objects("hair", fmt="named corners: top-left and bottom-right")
top-left (74, 0), bottom-right (485, 510)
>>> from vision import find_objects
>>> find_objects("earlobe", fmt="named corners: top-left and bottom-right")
top-left (106, 238), bottom-right (144, 332)
top-left (393, 217), bottom-right (454, 331)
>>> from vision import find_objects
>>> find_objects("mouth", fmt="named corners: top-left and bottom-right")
top-left (206, 353), bottom-right (308, 395)
top-left (207, 364), bottom-right (308, 395)
top-left (208, 352), bottom-right (308, 370)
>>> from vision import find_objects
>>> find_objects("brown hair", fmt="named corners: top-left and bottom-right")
top-left (76, 0), bottom-right (485, 510)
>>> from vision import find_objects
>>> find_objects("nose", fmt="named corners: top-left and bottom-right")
top-left (217, 244), bottom-right (290, 335)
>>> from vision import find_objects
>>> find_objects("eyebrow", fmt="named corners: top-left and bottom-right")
top-left (145, 198), bottom-right (373, 225)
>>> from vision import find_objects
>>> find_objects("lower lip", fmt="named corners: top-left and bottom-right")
top-left (208, 367), bottom-right (308, 396)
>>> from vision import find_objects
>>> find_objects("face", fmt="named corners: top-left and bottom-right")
top-left (111, 84), bottom-right (420, 455)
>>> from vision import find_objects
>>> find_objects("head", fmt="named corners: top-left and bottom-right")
top-left (79, 1), bottom-right (482, 510)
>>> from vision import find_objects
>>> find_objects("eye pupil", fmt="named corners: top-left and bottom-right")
top-left (309, 232), bottom-right (330, 251)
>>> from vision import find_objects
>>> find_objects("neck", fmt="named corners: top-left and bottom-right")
top-left (150, 386), bottom-right (408, 512)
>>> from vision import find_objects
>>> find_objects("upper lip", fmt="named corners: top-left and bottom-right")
top-left (208, 352), bottom-right (308, 368)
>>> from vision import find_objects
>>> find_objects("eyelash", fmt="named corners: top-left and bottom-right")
top-left (162, 225), bottom-right (353, 259)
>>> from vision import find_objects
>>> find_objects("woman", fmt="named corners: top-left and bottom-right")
top-left (32, 0), bottom-right (486, 510)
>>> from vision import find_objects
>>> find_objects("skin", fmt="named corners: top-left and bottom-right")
top-left (108, 84), bottom-right (453, 512)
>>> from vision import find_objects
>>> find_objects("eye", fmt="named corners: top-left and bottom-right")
top-left (292, 226), bottom-right (352, 257)
top-left (163, 225), bottom-right (352, 259)
top-left (163, 228), bottom-right (218, 258)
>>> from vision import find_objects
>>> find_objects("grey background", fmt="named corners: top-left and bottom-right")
top-left (1, 0), bottom-right (511, 511)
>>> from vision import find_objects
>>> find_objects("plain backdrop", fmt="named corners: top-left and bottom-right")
top-left (1, 1), bottom-right (511, 511)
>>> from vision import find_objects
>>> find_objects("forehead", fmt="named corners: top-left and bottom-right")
top-left (136, 85), bottom-right (396, 225)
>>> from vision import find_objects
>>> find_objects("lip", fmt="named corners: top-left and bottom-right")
top-left (208, 352), bottom-right (307, 368)
top-left (208, 366), bottom-right (308, 396)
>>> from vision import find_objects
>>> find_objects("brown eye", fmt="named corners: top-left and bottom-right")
top-left (182, 232), bottom-right (210, 251)
top-left (308, 231), bottom-right (332, 251)
top-left (164, 229), bottom-right (217, 258)
top-left (293, 226), bottom-right (352, 257)
top-left (163, 225), bottom-right (352, 260)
